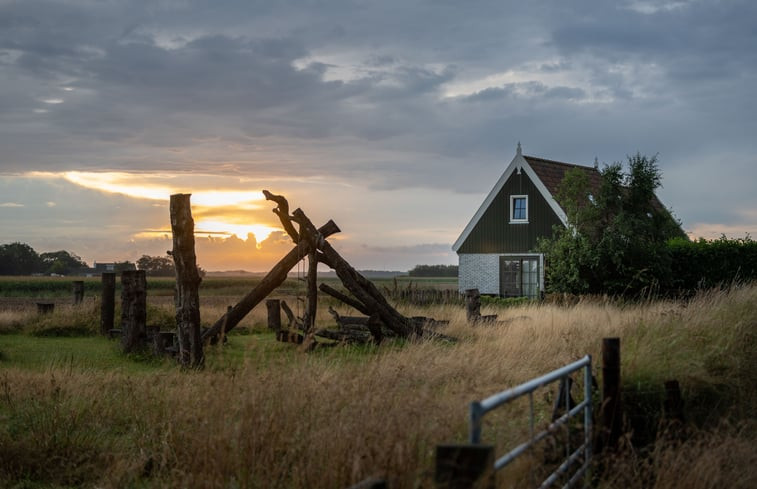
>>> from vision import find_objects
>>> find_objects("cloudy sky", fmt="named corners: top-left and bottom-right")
top-left (1, 0), bottom-right (755, 272)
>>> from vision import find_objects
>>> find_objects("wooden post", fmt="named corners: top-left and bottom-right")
top-left (303, 250), bottom-right (318, 333)
top-left (600, 337), bottom-right (622, 451)
top-left (465, 289), bottom-right (481, 323)
top-left (100, 272), bottom-right (116, 336)
top-left (121, 270), bottom-right (147, 353)
top-left (435, 444), bottom-right (495, 489)
top-left (664, 379), bottom-right (685, 423)
top-left (72, 280), bottom-right (84, 304)
top-left (170, 193), bottom-right (203, 368)
top-left (266, 299), bottom-right (281, 332)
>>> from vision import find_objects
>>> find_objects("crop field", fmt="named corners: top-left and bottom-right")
top-left (1, 276), bottom-right (756, 488)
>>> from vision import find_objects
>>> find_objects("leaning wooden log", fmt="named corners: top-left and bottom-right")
top-left (280, 300), bottom-right (303, 330)
top-left (292, 208), bottom-right (419, 338)
top-left (201, 220), bottom-right (340, 342)
top-left (170, 193), bottom-right (204, 368)
top-left (262, 190), bottom-right (299, 242)
top-left (319, 283), bottom-right (371, 316)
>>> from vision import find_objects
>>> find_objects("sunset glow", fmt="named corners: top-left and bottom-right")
top-left (28, 171), bottom-right (278, 245)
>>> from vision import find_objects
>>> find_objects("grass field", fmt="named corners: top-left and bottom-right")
top-left (1, 277), bottom-right (756, 488)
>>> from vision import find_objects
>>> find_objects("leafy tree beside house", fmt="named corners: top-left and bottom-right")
top-left (537, 153), bottom-right (685, 296)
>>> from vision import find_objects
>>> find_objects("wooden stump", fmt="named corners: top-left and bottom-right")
top-left (266, 299), bottom-right (282, 332)
top-left (121, 270), bottom-right (147, 353)
top-left (36, 302), bottom-right (54, 314)
top-left (465, 289), bottom-right (481, 323)
top-left (100, 272), bottom-right (116, 336)
top-left (72, 280), bottom-right (84, 304)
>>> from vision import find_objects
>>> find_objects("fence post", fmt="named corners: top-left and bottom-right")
top-left (266, 299), bottom-right (281, 332)
top-left (465, 289), bottom-right (481, 323)
top-left (435, 444), bottom-right (494, 489)
top-left (100, 272), bottom-right (116, 336)
top-left (72, 280), bottom-right (84, 304)
top-left (121, 270), bottom-right (147, 353)
top-left (600, 337), bottom-right (621, 451)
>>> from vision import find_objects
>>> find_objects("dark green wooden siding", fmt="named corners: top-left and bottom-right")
top-left (458, 169), bottom-right (564, 253)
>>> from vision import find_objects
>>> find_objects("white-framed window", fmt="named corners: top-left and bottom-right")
top-left (510, 195), bottom-right (528, 223)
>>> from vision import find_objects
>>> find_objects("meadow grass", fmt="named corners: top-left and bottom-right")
top-left (0, 283), bottom-right (755, 488)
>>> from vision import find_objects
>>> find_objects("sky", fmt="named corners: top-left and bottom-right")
top-left (1, 0), bottom-right (756, 272)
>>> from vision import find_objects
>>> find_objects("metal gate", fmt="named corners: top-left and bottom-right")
top-left (469, 355), bottom-right (593, 488)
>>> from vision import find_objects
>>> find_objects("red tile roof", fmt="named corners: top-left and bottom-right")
top-left (524, 155), bottom-right (603, 197)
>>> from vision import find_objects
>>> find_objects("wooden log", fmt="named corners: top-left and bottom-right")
top-left (292, 208), bottom-right (417, 338)
top-left (319, 283), bottom-right (371, 316)
top-left (280, 300), bottom-right (302, 330)
top-left (170, 193), bottom-right (203, 368)
top-left (266, 299), bottom-right (282, 332)
top-left (100, 272), bottom-right (116, 336)
top-left (121, 270), bottom-right (146, 353)
top-left (200, 220), bottom-right (340, 342)
top-left (262, 190), bottom-right (299, 242)
top-left (314, 328), bottom-right (371, 344)
top-left (72, 280), bottom-right (84, 304)
top-left (302, 250), bottom-right (318, 334)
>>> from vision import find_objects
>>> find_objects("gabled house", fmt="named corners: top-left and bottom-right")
top-left (452, 143), bottom-right (606, 298)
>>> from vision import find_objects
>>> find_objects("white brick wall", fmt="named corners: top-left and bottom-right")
top-left (458, 254), bottom-right (501, 294)
top-left (458, 253), bottom-right (545, 296)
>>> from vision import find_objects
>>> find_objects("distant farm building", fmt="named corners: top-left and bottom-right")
top-left (452, 143), bottom-right (674, 298)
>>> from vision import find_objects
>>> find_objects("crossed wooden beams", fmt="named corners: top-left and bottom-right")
top-left (202, 191), bottom-right (449, 345)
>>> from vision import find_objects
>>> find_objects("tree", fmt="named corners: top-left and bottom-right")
top-left (40, 250), bottom-right (88, 275)
top-left (537, 153), bottom-right (685, 296)
top-left (408, 264), bottom-right (459, 277)
top-left (0, 242), bottom-right (42, 275)
top-left (137, 254), bottom-right (175, 277)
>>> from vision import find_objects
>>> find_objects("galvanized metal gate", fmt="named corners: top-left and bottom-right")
top-left (469, 355), bottom-right (593, 488)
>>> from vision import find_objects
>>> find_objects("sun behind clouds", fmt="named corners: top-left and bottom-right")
top-left (31, 170), bottom-right (280, 244)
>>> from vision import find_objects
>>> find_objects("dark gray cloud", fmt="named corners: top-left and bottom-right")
top-left (0, 0), bottom-right (755, 246)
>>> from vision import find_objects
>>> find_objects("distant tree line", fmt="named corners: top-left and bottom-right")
top-left (0, 242), bottom-right (91, 276)
top-left (0, 242), bottom-right (196, 277)
top-left (408, 264), bottom-right (458, 277)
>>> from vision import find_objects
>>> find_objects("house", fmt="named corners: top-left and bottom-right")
top-left (452, 143), bottom-right (606, 298)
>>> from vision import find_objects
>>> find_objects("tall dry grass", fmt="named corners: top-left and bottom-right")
top-left (1, 285), bottom-right (756, 488)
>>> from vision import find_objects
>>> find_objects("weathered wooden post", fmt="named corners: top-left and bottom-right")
top-left (465, 289), bottom-right (481, 323)
top-left (266, 299), bottom-right (281, 332)
top-left (100, 272), bottom-right (116, 336)
top-left (600, 337), bottom-right (622, 451)
top-left (170, 193), bottom-right (203, 368)
top-left (664, 379), bottom-right (685, 423)
top-left (303, 251), bottom-right (318, 333)
top-left (72, 280), bottom-right (84, 304)
top-left (435, 444), bottom-right (495, 489)
top-left (121, 270), bottom-right (147, 353)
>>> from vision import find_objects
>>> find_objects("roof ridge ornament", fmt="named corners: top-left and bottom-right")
top-left (516, 141), bottom-right (522, 156)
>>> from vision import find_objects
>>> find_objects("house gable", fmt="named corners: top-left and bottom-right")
top-left (453, 151), bottom-right (566, 254)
